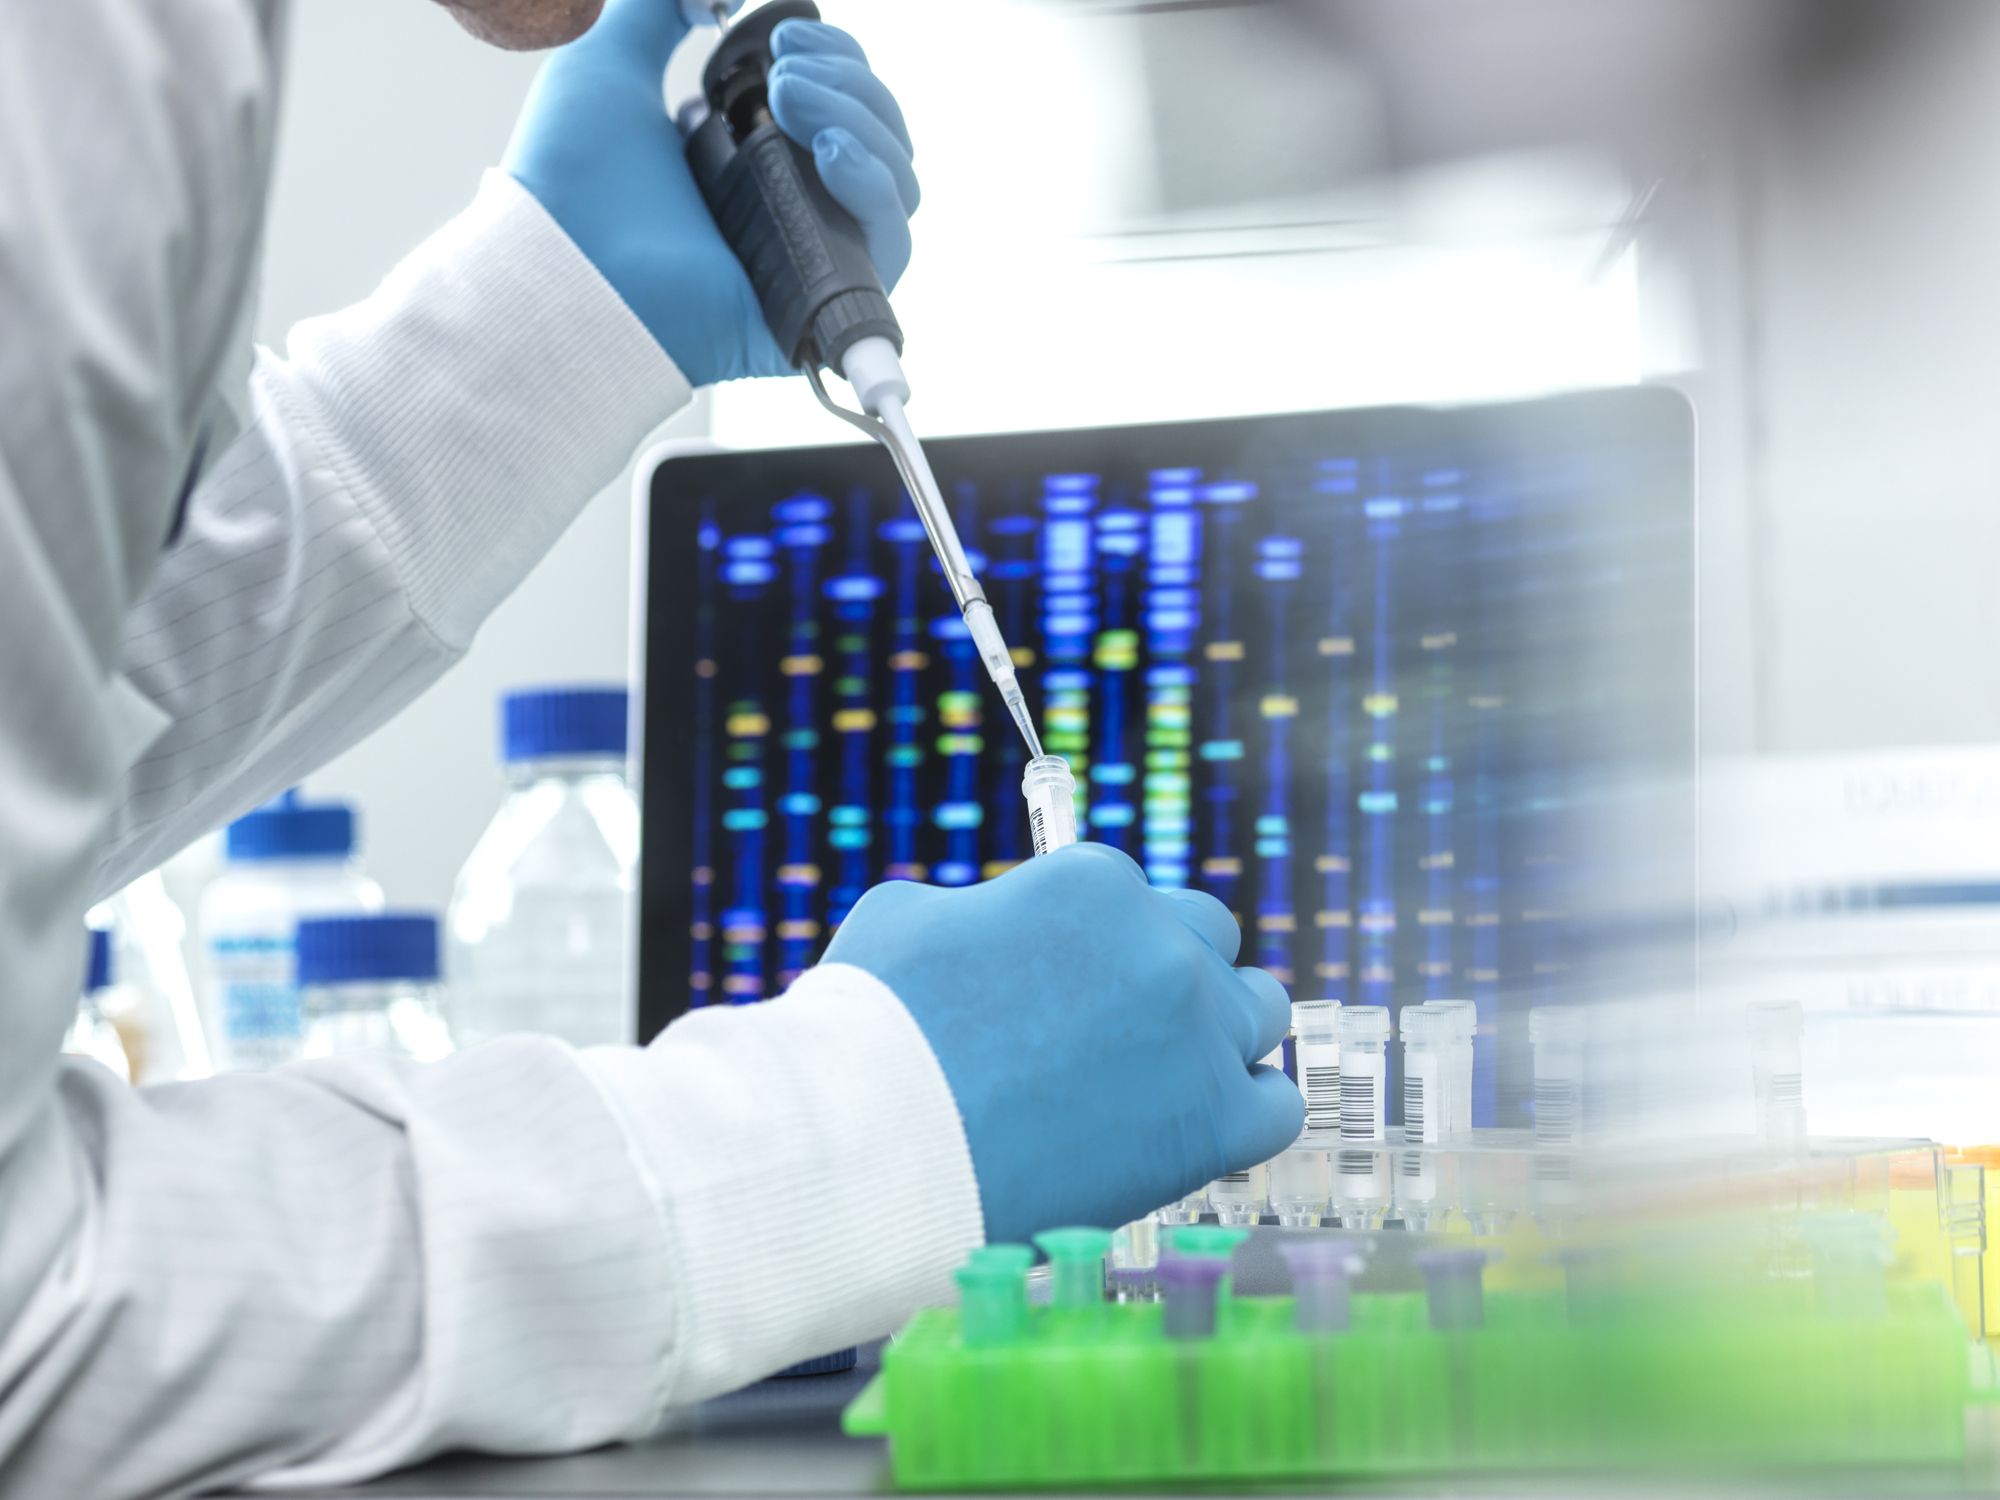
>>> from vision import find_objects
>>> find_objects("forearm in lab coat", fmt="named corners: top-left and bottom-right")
top-left (94, 170), bottom-right (691, 897)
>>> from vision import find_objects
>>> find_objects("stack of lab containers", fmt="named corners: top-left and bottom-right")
top-left (447, 686), bottom-right (637, 1048)
top-left (199, 791), bottom-right (382, 1070)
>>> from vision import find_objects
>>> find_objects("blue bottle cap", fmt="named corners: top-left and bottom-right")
top-left (226, 789), bottom-right (356, 862)
top-left (500, 686), bottom-right (628, 763)
top-left (295, 914), bottom-right (439, 986)
top-left (85, 927), bottom-right (112, 993)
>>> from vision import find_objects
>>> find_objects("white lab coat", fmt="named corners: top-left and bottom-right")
top-left (0, 3), bottom-right (982, 1495)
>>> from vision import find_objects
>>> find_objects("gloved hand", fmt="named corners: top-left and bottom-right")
top-left (823, 843), bottom-right (1302, 1244)
top-left (503, 1), bottom-right (919, 387)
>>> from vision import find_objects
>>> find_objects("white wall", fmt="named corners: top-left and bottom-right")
top-left (258, 0), bottom-right (698, 916)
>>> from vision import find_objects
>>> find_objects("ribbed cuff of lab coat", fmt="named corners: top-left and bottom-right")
top-left (576, 963), bottom-right (985, 1416)
top-left (269, 170), bottom-right (691, 649)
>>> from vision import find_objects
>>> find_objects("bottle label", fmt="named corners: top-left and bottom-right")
top-left (221, 981), bottom-right (301, 1040)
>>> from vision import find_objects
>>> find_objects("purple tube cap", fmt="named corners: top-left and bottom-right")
top-left (1156, 1254), bottom-right (1230, 1290)
top-left (1413, 1247), bottom-right (1493, 1277)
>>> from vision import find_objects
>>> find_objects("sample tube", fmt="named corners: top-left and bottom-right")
top-left (1292, 998), bottom-right (1342, 1135)
top-left (1413, 1247), bottom-right (1493, 1331)
top-left (1528, 1006), bottom-right (1583, 1152)
top-left (1033, 1226), bottom-right (1113, 1309)
top-left (1156, 1187), bottom-right (1208, 1226)
top-left (955, 1247), bottom-right (1033, 1347)
top-left (1160, 1225), bottom-right (1249, 1339)
top-left (1429, 999), bottom-right (1477, 1136)
top-left (1400, 1005), bottom-right (1447, 1146)
top-left (1277, 1237), bottom-right (1366, 1334)
top-left (1269, 1143), bottom-right (1332, 1227)
top-left (1206, 1162), bottom-right (1269, 1226)
top-left (1021, 755), bottom-right (1079, 856)
top-left (1159, 1254), bottom-right (1231, 1340)
top-left (1335, 1005), bottom-right (1392, 1229)
top-left (1747, 999), bottom-right (1807, 1143)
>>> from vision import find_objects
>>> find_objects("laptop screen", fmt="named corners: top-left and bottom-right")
top-left (638, 390), bottom-right (1694, 1126)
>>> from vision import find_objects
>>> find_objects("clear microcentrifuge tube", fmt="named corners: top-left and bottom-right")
top-left (1269, 1142), bottom-right (1332, 1227)
top-left (1206, 1162), bottom-right (1269, 1225)
top-left (1335, 1005), bottom-right (1392, 1228)
top-left (1021, 755), bottom-right (1078, 856)
top-left (1400, 1006), bottom-right (1447, 1146)
top-left (1033, 1226), bottom-right (1112, 1310)
top-left (1747, 999), bottom-right (1807, 1144)
top-left (1413, 1247), bottom-right (1493, 1331)
top-left (1429, 999), bottom-right (1477, 1136)
top-left (1277, 1237), bottom-right (1366, 1334)
top-left (955, 1247), bottom-right (1032, 1347)
top-left (1156, 1187), bottom-right (1208, 1226)
top-left (1528, 1006), bottom-right (1583, 1152)
top-left (1292, 998), bottom-right (1342, 1134)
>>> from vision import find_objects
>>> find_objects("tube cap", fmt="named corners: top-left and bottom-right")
top-left (501, 687), bottom-right (628, 763)
top-left (226, 789), bottom-right (356, 862)
top-left (85, 927), bottom-right (112, 993)
top-left (1336, 1004), bottom-right (1393, 1042)
top-left (296, 914), bottom-right (439, 986)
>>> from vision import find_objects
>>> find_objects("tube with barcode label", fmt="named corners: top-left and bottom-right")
top-left (1746, 999), bottom-right (1806, 1144)
top-left (1291, 998), bottom-right (1341, 1134)
top-left (1334, 1004), bottom-right (1391, 1228)
top-left (1021, 755), bottom-right (1078, 856)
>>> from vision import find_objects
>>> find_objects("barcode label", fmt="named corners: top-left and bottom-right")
top-left (1217, 1171), bottom-right (1251, 1184)
top-left (1299, 1039), bottom-right (1341, 1130)
top-left (1340, 1051), bottom-right (1383, 1142)
top-left (1769, 1072), bottom-right (1803, 1110)
top-left (1534, 1076), bottom-right (1577, 1147)
top-left (1339, 1149), bottom-right (1377, 1177)
top-left (1404, 1053), bottom-right (1439, 1144)
top-left (1030, 805), bottom-right (1051, 855)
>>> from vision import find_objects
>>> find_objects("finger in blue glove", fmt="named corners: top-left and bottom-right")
top-left (823, 842), bottom-right (1303, 1245)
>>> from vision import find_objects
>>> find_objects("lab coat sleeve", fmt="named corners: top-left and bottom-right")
top-left (94, 169), bottom-right (693, 893)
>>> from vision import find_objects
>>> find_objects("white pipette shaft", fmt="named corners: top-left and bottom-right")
top-left (837, 339), bottom-right (1044, 762)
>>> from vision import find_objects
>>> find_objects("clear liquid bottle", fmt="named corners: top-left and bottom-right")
top-left (198, 791), bottom-right (382, 1071)
top-left (298, 914), bottom-right (454, 1060)
top-left (446, 687), bottom-right (637, 1048)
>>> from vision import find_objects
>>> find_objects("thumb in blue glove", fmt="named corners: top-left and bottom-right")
top-left (504, 3), bottom-right (918, 388)
top-left (822, 842), bottom-right (1303, 1245)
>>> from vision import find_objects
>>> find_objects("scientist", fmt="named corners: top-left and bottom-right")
top-left (0, 0), bottom-right (1301, 1493)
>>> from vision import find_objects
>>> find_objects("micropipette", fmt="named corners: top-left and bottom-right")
top-left (678, 0), bottom-right (1046, 770)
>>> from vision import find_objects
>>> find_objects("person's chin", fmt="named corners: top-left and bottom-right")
top-left (432, 0), bottom-right (606, 51)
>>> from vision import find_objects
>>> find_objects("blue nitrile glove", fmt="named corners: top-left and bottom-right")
top-left (822, 843), bottom-right (1303, 1244)
top-left (503, 3), bottom-right (920, 388)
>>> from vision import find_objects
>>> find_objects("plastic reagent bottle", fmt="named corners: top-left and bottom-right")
top-left (298, 914), bottom-right (454, 1061)
top-left (64, 928), bottom-right (131, 1080)
top-left (199, 790), bottom-right (382, 1071)
top-left (448, 687), bottom-right (638, 1048)
top-left (1020, 755), bottom-right (1078, 856)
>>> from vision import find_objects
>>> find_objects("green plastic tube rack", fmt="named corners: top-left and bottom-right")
top-left (844, 1279), bottom-right (1975, 1489)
